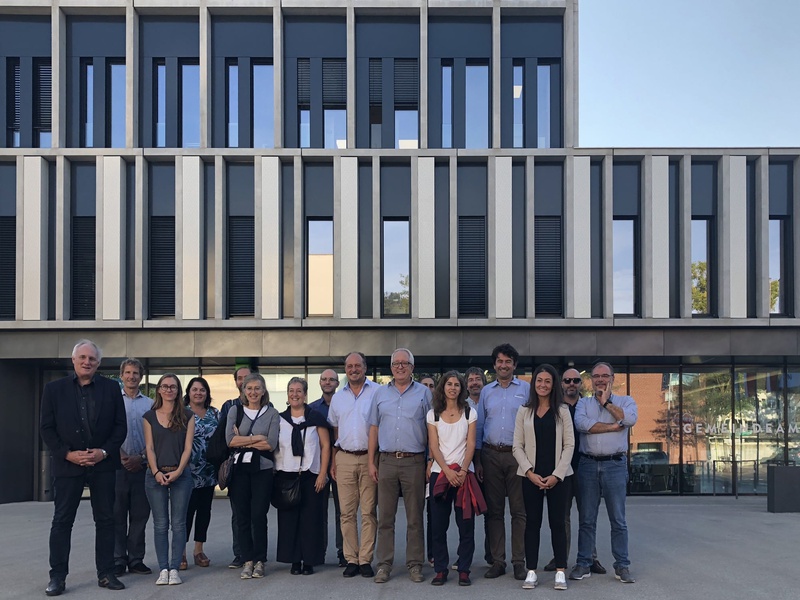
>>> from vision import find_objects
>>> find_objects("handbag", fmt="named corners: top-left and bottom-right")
top-left (271, 472), bottom-right (302, 510)
top-left (217, 454), bottom-right (235, 490)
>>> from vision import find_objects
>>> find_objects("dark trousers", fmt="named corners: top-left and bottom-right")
top-left (230, 468), bottom-right (273, 563)
top-left (429, 472), bottom-right (475, 574)
top-left (113, 468), bottom-right (150, 568)
top-left (276, 470), bottom-right (326, 566)
top-left (229, 494), bottom-right (241, 558)
top-left (481, 448), bottom-right (526, 567)
top-left (322, 478), bottom-right (344, 561)
top-left (50, 470), bottom-right (116, 580)
top-left (186, 485), bottom-right (215, 543)
top-left (521, 477), bottom-right (569, 570)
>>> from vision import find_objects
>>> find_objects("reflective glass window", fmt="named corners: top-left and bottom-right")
top-left (307, 220), bottom-right (334, 316)
top-left (513, 63), bottom-right (523, 148)
top-left (383, 220), bottom-right (410, 316)
top-left (465, 64), bottom-right (489, 149)
top-left (181, 63), bottom-right (200, 148)
top-left (613, 219), bottom-right (635, 315)
top-left (441, 64), bottom-right (452, 149)
top-left (108, 63), bottom-right (126, 148)
top-left (227, 63), bottom-right (239, 147)
top-left (537, 64), bottom-right (551, 149)
top-left (252, 63), bottom-right (274, 149)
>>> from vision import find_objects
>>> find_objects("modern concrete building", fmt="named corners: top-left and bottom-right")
top-left (1, 0), bottom-right (797, 503)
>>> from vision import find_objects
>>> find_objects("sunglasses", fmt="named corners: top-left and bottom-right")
top-left (562, 378), bottom-right (581, 385)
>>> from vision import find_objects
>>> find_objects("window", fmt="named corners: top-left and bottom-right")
top-left (465, 63), bottom-right (489, 149)
top-left (441, 63), bottom-right (452, 149)
top-left (537, 64), bottom-right (551, 149)
top-left (691, 219), bottom-right (711, 315)
top-left (369, 59), bottom-right (382, 148)
top-left (297, 58), bottom-right (310, 148)
top-left (394, 59), bottom-right (418, 149)
top-left (513, 63), bottom-right (523, 148)
top-left (383, 220), bottom-right (410, 316)
top-left (613, 219), bottom-right (636, 315)
top-left (180, 62), bottom-right (200, 148)
top-left (252, 63), bottom-right (274, 149)
top-left (108, 63), bottom-right (126, 147)
top-left (534, 216), bottom-right (563, 316)
top-left (154, 62), bottom-right (166, 147)
top-left (769, 219), bottom-right (785, 314)
top-left (34, 59), bottom-right (52, 148)
top-left (323, 58), bottom-right (346, 149)
top-left (227, 62), bottom-right (239, 147)
top-left (81, 62), bottom-right (94, 147)
top-left (6, 58), bottom-right (20, 147)
top-left (307, 220), bottom-right (333, 316)
top-left (458, 216), bottom-right (486, 317)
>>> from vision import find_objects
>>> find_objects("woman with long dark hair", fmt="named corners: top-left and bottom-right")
top-left (226, 372), bottom-right (280, 580)
top-left (181, 376), bottom-right (218, 569)
top-left (512, 363), bottom-right (574, 591)
top-left (427, 370), bottom-right (479, 587)
top-left (275, 377), bottom-right (330, 575)
top-left (143, 374), bottom-right (194, 586)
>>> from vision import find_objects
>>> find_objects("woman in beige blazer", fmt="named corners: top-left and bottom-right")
top-left (512, 363), bottom-right (575, 591)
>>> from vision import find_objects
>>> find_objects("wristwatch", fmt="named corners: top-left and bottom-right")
top-left (100, 449), bottom-right (108, 460)
top-left (603, 399), bottom-right (613, 409)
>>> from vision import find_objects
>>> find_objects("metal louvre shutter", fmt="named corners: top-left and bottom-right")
top-left (534, 216), bottom-right (563, 316)
top-left (8, 60), bottom-right (20, 133)
top-left (458, 216), bottom-right (487, 317)
top-left (34, 60), bottom-right (52, 133)
top-left (297, 58), bottom-right (310, 107)
top-left (322, 58), bottom-right (346, 107)
top-left (149, 216), bottom-right (175, 318)
top-left (394, 59), bottom-right (418, 109)
top-left (71, 216), bottom-right (96, 320)
top-left (369, 59), bottom-right (382, 106)
top-left (227, 216), bottom-right (255, 317)
top-left (0, 217), bottom-right (15, 319)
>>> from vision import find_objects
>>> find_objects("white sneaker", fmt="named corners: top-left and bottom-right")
top-left (155, 569), bottom-right (169, 585)
top-left (522, 570), bottom-right (538, 589)
top-left (554, 570), bottom-right (567, 590)
top-left (168, 569), bottom-right (182, 585)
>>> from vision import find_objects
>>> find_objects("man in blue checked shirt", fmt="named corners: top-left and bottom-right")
top-left (474, 343), bottom-right (530, 581)
top-left (368, 348), bottom-right (432, 584)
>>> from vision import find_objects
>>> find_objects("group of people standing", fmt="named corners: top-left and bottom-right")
top-left (39, 338), bottom-right (638, 596)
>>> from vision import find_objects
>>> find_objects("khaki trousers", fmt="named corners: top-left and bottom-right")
top-left (335, 451), bottom-right (377, 564)
top-left (376, 453), bottom-right (426, 571)
top-left (481, 447), bottom-right (526, 567)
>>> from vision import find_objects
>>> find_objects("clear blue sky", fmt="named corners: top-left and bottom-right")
top-left (579, 0), bottom-right (800, 148)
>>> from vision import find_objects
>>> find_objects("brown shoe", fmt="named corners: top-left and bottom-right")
top-left (194, 552), bottom-right (210, 567)
top-left (179, 553), bottom-right (188, 571)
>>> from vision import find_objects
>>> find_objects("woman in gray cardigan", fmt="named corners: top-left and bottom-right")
top-left (225, 372), bottom-right (280, 581)
top-left (512, 363), bottom-right (575, 591)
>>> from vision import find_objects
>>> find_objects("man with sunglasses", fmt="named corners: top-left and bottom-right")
top-left (543, 368), bottom-right (604, 575)
top-left (569, 362), bottom-right (638, 585)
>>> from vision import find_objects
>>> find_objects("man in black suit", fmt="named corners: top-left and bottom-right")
top-left (40, 339), bottom-right (128, 596)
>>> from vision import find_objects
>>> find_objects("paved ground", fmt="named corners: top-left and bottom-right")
top-left (0, 495), bottom-right (796, 600)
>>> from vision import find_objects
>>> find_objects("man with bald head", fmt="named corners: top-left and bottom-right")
top-left (309, 369), bottom-right (344, 566)
top-left (543, 368), bottom-right (604, 574)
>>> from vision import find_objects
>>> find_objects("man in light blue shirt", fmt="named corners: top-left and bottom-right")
top-left (570, 362), bottom-right (638, 584)
top-left (368, 348), bottom-right (432, 584)
top-left (474, 343), bottom-right (530, 581)
top-left (113, 358), bottom-right (152, 576)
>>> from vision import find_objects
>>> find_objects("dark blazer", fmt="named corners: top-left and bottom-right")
top-left (40, 374), bottom-right (128, 477)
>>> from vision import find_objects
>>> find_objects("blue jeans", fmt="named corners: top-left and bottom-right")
top-left (145, 470), bottom-right (193, 571)
top-left (576, 455), bottom-right (630, 569)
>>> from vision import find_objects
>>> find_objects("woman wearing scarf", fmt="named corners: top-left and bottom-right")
top-left (427, 370), bottom-right (480, 587)
top-left (275, 377), bottom-right (331, 575)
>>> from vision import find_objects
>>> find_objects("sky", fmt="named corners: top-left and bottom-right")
top-left (579, 0), bottom-right (800, 148)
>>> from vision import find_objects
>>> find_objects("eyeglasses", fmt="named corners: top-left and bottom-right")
top-left (159, 384), bottom-right (178, 391)
top-left (562, 378), bottom-right (581, 385)
top-left (391, 361), bottom-right (412, 369)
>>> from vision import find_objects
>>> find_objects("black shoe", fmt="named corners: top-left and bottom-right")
top-left (290, 562), bottom-right (302, 575)
top-left (343, 563), bottom-right (360, 578)
top-left (97, 574), bottom-right (125, 591)
top-left (128, 562), bottom-right (152, 575)
top-left (45, 578), bottom-right (65, 597)
top-left (513, 564), bottom-right (527, 580)
top-left (302, 564), bottom-right (314, 575)
top-left (359, 564), bottom-right (374, 578)
top-left (113, 564), bottom-right (126, 577)
top-left (590, 559), bottom-right (607, 575)
top-left (228, 556), bottom-right (244, 569)
top-left (431, 571), bottom-right (447, 586)
top-left (543, 558), bottom-right (557, 572)
top-left (484, 563), bottom-right (505, 579)
top-left (338, 555), bottom-right (347, 567)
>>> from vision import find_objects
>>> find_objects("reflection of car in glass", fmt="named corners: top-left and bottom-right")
top-left (631, 451), bottom-right (668, 465)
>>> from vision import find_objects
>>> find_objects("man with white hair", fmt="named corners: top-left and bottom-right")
top-left (40, 340), bottom-right (128, 596)
top-left (368, 348), bottom-right (432, 584)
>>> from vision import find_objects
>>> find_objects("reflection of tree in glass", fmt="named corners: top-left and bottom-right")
top-left (770, 279), bottom-right (780, 312)
top-left (691, 261), bottom-right (707, 314)
top-left (383, 274), bottom-right (409, 315)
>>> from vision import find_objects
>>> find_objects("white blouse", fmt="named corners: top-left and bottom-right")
top-left (274, 415), bottom-right (322, 474)
top-left (426, 408), bottom-right (477, 473)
